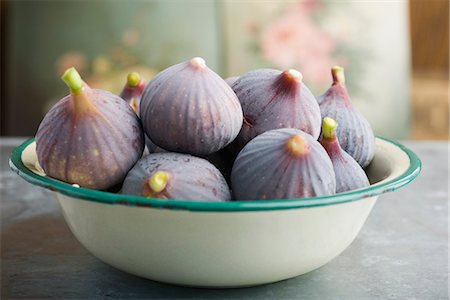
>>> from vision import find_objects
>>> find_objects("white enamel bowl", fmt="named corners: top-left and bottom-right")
top-left (10, 137), bottom-right (421, 288)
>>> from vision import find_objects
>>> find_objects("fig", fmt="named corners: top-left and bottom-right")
top-left (140, 57), bottom-right (243, 155)
top-left (318, 66), bottom-right (375, 167)
top-left (119, 72), bottom-right (146, 114)
top-left (230, 68), bottom-right (321, 154)
top-left (231, 128), bottom-right (335, 200)
top-left (122, 152), bottom-right (231, 201)
top-left (320, 117), bottom-right (370, 193)
top-left (35, 67), bottom-right (144, 190)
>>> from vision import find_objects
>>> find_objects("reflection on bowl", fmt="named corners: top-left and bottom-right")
top-left (10, 137), bottom-right (421, 288)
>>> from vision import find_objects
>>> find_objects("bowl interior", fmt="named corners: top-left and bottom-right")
top-left (10, 137), bottom-right (421, 212)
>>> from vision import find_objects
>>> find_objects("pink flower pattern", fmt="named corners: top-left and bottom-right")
top-left (261, 2), bottom-right (337, 85)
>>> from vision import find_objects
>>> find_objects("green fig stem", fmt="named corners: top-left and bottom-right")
top-left (322, 117), bottom-right (338, 139)
top-left (149, 170), bottom-right (170, 193)
top-left (62, 67), bottom-right (97, 116)
top-left (331, 66), bottom-right (345, 85)
top-left (287, 135), bottom-right (309, 156)
top-left (62, 67), bottom-right (85, 95)
top-left (127, 72), bottom-right (141, 87)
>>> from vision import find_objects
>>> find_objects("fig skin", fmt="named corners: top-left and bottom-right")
top-left (320, 117), bottom-right (370, 193)
top-left (140, 57), bottom-right (243, 156)
top-left (144, 135), bottom-right (233, 183)
top-left (119, 72), bottom-right (147, 114)
top-left (36, 68), bottom-right (144, 190)
top-left (122, 152), bottom-right (231, 202)
top-left (230, 68), bottom-right (321, 154)
top-left (318, 66), bottom-right (375, 167)
top-left (231, 128), bottom-right (336, 200)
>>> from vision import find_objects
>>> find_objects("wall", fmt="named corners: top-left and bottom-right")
top-left (1, 1), bottom-right (222, 136)
top-left (1, 0), bottom-right (447, 140)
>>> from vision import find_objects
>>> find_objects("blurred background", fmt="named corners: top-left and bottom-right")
top-left (1, 0), bottom-right (448, 139)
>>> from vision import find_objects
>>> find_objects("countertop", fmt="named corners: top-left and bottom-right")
top-left (1, 138), bottom-right (448, 299)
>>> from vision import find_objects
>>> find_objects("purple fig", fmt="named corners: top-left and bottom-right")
top-left (320, 117), bottom-right (370, 193)
top-left (119, 72), bottom-right (146, 114)
top-left (122, 152), bottom-right (231, 201)
top-left (230, 68), bottom-right (321, 154)
top-left (231, 128), bottom-right (335, 200)
top-left (140, 57), bottom-right (243, 156)
top-left (35, 68), bottom-right (144, 190)
top-left (318, 66), bottom-right (375, 167)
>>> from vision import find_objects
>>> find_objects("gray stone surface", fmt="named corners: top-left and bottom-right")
top-left (1, 138), bottom-right (448, 299)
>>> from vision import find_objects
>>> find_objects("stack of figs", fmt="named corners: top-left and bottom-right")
top-left (35, 57), bottom-right (374, 202)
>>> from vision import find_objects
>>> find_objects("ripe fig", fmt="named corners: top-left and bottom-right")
top-left (230, 68), bottom-right (321, 154)
top-left (318, 66), bottom-right (375, 167)
top-left (140, 57), bottom-right (243, 155)
top-left (231, 128), bottom-right (335, 200)
top-left (320, 117), bottom-right (370, 193)
top-left (119, 72), bottom-right (146, 114)
top-left (122, 152), bottom-right (231, 201)
top-left (35, 67), bottom-right (144, 190)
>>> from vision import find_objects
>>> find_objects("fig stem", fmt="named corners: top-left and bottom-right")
top-left (127, 72), bottom-right (141, 87)
top-left (285, 69), bottom-right (303, 83)
top-left (190, 57), bottom-right (206, 69)
top-left (287, 135), bottom-right (309, 156)
top-left (322, 117), bottom-right (338, 139)
top-left (62, 67), bottom-right (85, 95)
top-left (149, 170), bottom-right (170, 193)
top-left (331, 66), bottom-right (345, 85)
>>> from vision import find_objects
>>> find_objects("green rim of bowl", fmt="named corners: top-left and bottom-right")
top-left (9, 137), bottom-right (421, 212)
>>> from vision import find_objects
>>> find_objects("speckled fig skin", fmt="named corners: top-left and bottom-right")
top-left (231, 128), bottom-right (336, 200)
top-left (119, 72), bottom-right (146, 114)
top-left (320, 117), bottom-right (370, 193)
top-left (318, 66), bottom-right (375, 167)
top-left (36, 68), bottom-right (144, 190)
top-left (230, 68), bottom-right (321, 155)
top-left (122, 152), bottom-right (231, 201)
top-left (140, 57), bottom-right (243, 155)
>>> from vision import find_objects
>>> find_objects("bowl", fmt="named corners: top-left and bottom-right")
top-left (9, 137), bottom-right (421, 288)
